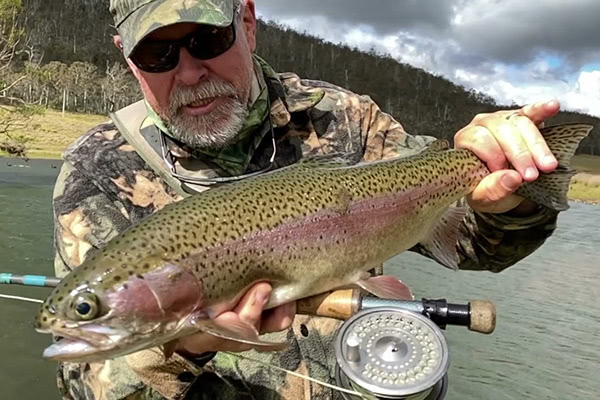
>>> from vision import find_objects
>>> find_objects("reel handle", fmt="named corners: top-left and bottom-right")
top-left (296, 289), bottom-right (497, 334)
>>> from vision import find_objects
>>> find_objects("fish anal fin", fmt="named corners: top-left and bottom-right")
top-left (420, 207), bottom-right (466, 271)
top-left (356, 275), bottom-right (413, 300)
top-left (191, 315), bottom-right (288, 352)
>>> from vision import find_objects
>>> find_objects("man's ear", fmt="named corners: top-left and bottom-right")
top-left (114, 35), bottom-right (143, 80)
top-left (241, 0), bottom-right (257, 51)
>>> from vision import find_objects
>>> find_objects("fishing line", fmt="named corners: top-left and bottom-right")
top-left (222, 351), bottom-right (368, 399)
top-left (0, 287), bottom-right (366, 396)
top-left (0, 293), bottom-right (44, 303)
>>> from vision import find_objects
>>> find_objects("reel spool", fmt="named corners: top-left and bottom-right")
top-left (335, 307), bottom-right (449, 400)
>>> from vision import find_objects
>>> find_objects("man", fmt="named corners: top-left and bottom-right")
top-left (51, 0), bottom-right (562, 399)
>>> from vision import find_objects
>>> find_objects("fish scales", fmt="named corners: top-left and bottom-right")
top-left (35, 123), bottom-right (593, 362)
top-left (52, 149), bottom-right (483, 303)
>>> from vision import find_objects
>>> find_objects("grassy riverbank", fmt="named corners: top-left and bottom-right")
top-left (570, 155), bottom-right (600, 204)
top-left (0, 109), bottom-right (107, 159)
top-left (2, 110), bottom-right (600, 203)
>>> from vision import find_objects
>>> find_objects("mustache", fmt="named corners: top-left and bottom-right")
top-left (169, 79), bottom-right (239, 112)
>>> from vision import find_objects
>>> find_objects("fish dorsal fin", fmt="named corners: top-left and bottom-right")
top-left (296, 153), bottom-right (358, 169)
top-left (422, 139), bottom-right (451, 153)
top-left (419, 206), bottom-right (467, 270)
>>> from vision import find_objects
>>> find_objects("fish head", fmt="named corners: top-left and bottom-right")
top-left (35, 255), bottom-right (205, 363)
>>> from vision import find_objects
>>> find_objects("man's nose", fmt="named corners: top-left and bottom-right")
top-left (174, 48), bottom-right (209, 85)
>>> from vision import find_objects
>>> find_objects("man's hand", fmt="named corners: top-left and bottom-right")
top-left (454, 100), bottom-right (561, 214)
top-left (176, 282), bottom-right (296, 356)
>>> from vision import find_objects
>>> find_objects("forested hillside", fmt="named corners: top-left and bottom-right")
top-left (2, 0), bottom-right (598, 155)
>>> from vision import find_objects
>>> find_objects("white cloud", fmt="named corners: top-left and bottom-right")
top-left (563, 71), bottom-right (600, 116)
top-left (255, 1), bottom-right (600, 117)
top-left (451, 68), bottom-right (600, 117)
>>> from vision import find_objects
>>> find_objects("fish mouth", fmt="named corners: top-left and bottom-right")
top-left (43, 337), bottom-right (101, 361)
top-left (39, 324), bottom-right (130, 362)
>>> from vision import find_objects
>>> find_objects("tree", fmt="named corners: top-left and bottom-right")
top-left (0, 0), bottom-right (41, 158)
top-left (101, 62), bottom-right (139, 113)
top-left (68, 61), bottom-right (98, 112)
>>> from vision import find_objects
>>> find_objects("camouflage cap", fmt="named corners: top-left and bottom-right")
top-left (110, 0), bottom-right (236, 57)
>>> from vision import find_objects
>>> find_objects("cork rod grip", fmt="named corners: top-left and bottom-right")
top-left (296, 289), bottom-right (361, 320)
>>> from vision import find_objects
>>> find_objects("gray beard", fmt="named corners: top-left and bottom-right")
top-left (164, 80), bottom-right (249, 150)
top-left (166, 99), bottom-right (248, 150)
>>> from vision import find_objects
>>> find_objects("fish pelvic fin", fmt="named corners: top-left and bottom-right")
top-left (191, 315), bottom-right (288, 352)
top-left (516, 123), bottom-right (593, 211)
top-left (419, 206), bottom-right (467, 271)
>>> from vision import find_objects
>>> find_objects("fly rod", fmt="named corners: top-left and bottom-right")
top-left (0, 273), bottom-right (496, 334)
top-left (0, 273), bottom-right (61, 287)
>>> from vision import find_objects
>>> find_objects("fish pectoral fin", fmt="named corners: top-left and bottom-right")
top-left (356, 275), bottom-right (413, 300)
top-left (419, 206), bottom-right (466, 271)
top-left (162, 340), bottom-right (178, 359)
top-left (193, 317), bottom-right (288, 352)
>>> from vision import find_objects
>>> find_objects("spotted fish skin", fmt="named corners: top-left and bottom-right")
top-left (35, 123), bottom-right (592, 362)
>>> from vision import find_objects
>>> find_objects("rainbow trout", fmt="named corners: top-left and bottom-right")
top-left (36, 124), bottom-right (592, 362)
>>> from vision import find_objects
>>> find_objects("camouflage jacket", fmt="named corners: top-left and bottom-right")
top-left (52, 61), bottom-right (558, 400)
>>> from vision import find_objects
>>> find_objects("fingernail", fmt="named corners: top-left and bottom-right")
top-left (281, 303), bottom-right (296, 327)
top-left (542, 155), bottom-right (557, 167)
top-left (501, 173), bottom-right (520, 190)
top-left (525, 167), bottom-right (538, 180)
top-left (256, 287), bottom-right (271, 305)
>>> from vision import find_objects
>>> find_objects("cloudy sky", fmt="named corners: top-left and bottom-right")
top-left (255, 0), bottom-right (600, 117)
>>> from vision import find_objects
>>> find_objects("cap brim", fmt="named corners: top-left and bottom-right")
top-left (118, 0), bottom-right (234, 57)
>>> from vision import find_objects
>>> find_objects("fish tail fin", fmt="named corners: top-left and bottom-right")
top-left (516, 123), bottom-right (593, 211)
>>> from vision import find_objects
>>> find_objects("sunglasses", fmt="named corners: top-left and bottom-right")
top-left (129, 22), bottom-right (237, 73)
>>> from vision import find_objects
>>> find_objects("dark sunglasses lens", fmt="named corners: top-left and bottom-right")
top-left (130, 42), bottom-right (179, 73)
top-left (188, 25), bottom-right (236, 60)
top-left (130, 24), bottom-right (235, 73)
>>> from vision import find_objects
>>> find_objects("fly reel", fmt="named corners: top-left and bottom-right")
top-left (335, 307), bottom-right (449, 400)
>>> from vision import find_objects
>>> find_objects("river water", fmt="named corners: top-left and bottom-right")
top-left (0, 157), bottom-right (598, 400)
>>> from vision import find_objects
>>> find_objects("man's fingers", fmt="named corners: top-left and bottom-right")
top-left (508, 115), bottom-right (557, 172)
top-left (476, 117), bottom-right (538, 181)
top-left (521, 99), bottom-right (560, 126)
top-left (468, 170), bottom-right (524, 213)
top-left (261, 302), bottom-right (296, 334)
top-left (234, 282), bottom-right (272, 331)
top-left (454, 126), bottom-right (507, 171)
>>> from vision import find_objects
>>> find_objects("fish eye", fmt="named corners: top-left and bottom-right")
top-left (73, 293), bottom-right (99, 321)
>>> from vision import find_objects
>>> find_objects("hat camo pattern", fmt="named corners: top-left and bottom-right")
top-left (109, 0), bottom-right (236, 57)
